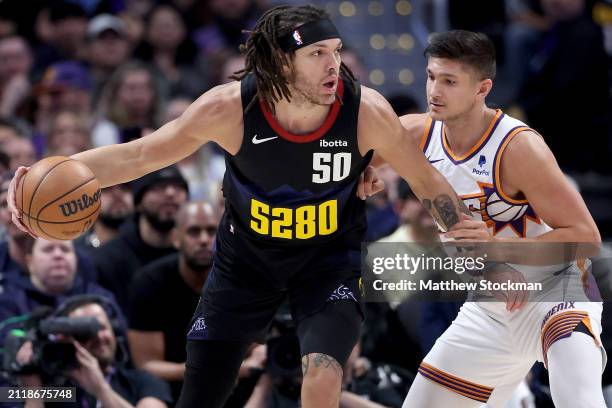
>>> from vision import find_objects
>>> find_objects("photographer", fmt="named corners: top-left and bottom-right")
top-left (15, 296), bottom-right (172, 408)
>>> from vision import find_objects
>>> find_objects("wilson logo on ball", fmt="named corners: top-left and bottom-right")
top-left (58, 189), bottom-right (101, 217)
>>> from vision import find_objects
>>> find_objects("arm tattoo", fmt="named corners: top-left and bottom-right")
top-left (422, 199), bottom-right (432, 210)
top-left (433, 194), bottom-right (459, 229)
top-left (302, 355), bottom-right (310, 376)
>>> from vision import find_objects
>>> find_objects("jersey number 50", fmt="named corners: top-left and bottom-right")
top-left (250, 199), bottom-right (338, 239)
top-left (312, 152), bottom-right (351, 183)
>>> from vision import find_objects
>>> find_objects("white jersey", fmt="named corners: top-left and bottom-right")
top-left (412, 111), bottom-right (605, 407)
top-left (421, 109), bottom-right (550, 239)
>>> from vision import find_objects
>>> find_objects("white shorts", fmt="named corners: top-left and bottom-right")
top-left (418, 300), bottom-right (605, 405)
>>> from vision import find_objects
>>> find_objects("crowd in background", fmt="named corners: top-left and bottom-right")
top-left (0, 0), bottom-right (610, 407)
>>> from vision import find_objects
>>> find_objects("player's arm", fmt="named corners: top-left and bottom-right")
top-left (72, 82), bottom-right (243, 188)
top-left (358, 87), bottom-right (469, 231)
top-left (495, 131), bottom-right (599, 243)
top-left (369, 113), bottom-right (427, 168)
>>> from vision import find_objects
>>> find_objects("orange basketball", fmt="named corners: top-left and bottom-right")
top-left (16, 156), bottom-right (101, 241)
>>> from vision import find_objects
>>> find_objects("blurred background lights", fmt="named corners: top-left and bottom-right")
top-left (368, 1), bottom-right (384, 16)
top-left (370, 34), bottom-right (386, 50)
top-left (399, 69), bottom-right (415, 85)
top-left (369, 69), bottom-right (385, 85)
top-left (339, 1), bottom-right (356, 17)
top-left (395, 0), bottom-right (412, 16)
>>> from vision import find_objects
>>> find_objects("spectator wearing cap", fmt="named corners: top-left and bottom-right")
top-left (92, 61), bottom-right (164, 148)
top-left (33, 61), bottom-right (93, 149)
top-left (32, 0), bottom-right (88, 75)
top-left (91, 165), bottom-right (188, 311)
top-left (85, 14), bottom-right (131, 104)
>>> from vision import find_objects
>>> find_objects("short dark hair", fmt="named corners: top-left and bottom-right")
top-left (424, 30), bottom-right (496, 80)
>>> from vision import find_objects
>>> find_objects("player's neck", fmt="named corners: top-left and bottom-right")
top-left (443, 106), bottom-right (497, 157)
top-left (272, 96), bottom-right (331, 135)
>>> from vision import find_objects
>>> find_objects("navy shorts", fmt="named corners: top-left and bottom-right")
top-left (186, 215), bottom-right (364, 344)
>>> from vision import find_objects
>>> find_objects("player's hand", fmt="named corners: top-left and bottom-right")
top-left (445, 213), bottom-right (492, 241)
top-left (484, 264), bottom-right (529, 312)
top-left (7, 166), bottom-right (37, 238)
top-left (357, 165), bottom-right (385, 200)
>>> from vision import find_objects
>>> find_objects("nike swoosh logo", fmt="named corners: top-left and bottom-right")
top-left (252, 134), bottom-right (278, 144)
top-left (428, 158), bottom-right (444, 164)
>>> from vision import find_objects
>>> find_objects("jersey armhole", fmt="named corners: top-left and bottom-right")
top-left (493, 126), bottom-right (533, 205)
top-left (420, 116), bottom-right (434, 152)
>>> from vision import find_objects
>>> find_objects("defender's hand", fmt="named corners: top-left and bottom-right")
top-left (445, 213), bottom-right (492, 241)
top-left (7, 166), bottom-right (37, 238)
top-left (357, 165), bottom-right (385, 200)
top-left (484, 264), bottom-right (529, 312)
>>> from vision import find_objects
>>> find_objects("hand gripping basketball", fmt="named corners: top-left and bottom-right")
top-left (10, 156), bottom-right (101, 240)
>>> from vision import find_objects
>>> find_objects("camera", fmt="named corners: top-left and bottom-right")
top-left (2, 308), bottom-right (101, 381)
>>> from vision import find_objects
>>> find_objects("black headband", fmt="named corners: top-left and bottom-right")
top-left (278, 19), bottom-right (341, 52)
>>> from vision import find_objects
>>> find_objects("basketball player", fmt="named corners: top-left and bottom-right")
top-left (399, 30), bottom-right (605, 407)
top-left (7, 6), bottom-right (471, 408)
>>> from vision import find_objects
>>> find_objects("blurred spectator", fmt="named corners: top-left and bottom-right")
top-left (340, 46), bottom-right (368, 86)
top-left (33, 61), bottom-right (93, 143)
top-left (0, 117), bottom-right (27, 147)
top-left (32, 1), bottom-right (88, 75)
top-left (503, 0), bottom-right (549, 100)
top-left (0, 35), bottom-right (33, 117)
top-left (92, 165), bottom-right (188, 311)
top-left (0, 238), bottom-right (118, 345)
top-left (45, 110), bottom-right (91, 156)
top-left (93, 61), bottom-right (164, 147)
top-left (194, 0), bottom-right (262, 57)
top-left (163, 97), bottom-right (225, 202)
top-left (3, 137), bottom-right (36, 172)
top-left (77, 183), bottom-right (134, 251)
top-left (219, 53), bottom-right (245, 85)
top-left (515, 0), bottom-right (612, 174)
top-left (16, 296), bottom-right (173, 408)
top-left (86, 14), bottom-right (132, 103)
top-left (135, 3), bottom-right (208, 98)
top-left (0, 174), bottom-right (98, 289)
top-left (128, 201), bottom-right (218, 401)
top-left (0, 174), bottom-right (33, 276)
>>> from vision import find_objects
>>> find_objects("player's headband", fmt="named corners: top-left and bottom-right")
top-left (278, 19), bottom-right (341, 52)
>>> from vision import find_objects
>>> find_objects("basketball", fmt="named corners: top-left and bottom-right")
top-left (485, 192), bottom-right (527, 222)
top-left (16, 156), bottom-right (101, 241)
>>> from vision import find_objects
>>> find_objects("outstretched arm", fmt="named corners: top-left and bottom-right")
top-left (358, 87), bottom-right (469, 231)
top-left (7, 82), bottom-right (243, 234)
top-left (72, 82), bottom-right (243, 188)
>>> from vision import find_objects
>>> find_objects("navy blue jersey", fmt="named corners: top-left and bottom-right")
top-left (221, 74), bottom-right (373, 246)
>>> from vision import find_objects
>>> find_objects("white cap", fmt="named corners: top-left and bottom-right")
top-left (87, 14), bottom-right (126, 40)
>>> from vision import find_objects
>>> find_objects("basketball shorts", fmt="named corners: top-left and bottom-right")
top-left (186, 214), bottom-right (364, 344)
top-left (418, 263), bottom-right (605, 405)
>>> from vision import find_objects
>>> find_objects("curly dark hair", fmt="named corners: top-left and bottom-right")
top-left (231, 5), bottom-right (356, 110)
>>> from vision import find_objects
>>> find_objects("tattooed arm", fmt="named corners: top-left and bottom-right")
top-left (358, 87), bottom-right (469, 231)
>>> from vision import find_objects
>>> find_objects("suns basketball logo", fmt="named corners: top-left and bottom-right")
top-left (462, 182), bottom-right (540, 237)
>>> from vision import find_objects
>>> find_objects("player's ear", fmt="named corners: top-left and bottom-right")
top-left (477, 79), bottom-right (493, 98)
